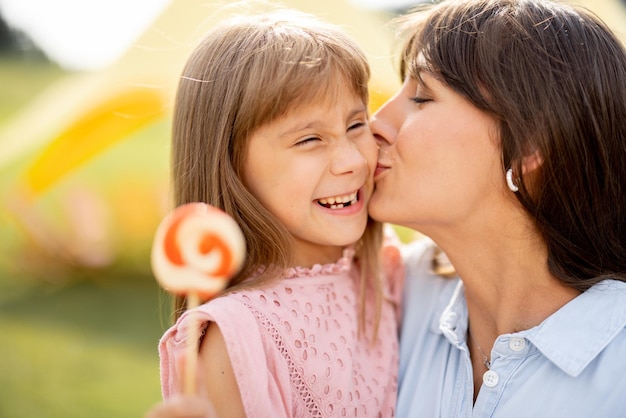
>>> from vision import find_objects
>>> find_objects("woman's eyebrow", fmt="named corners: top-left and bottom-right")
top-left (415, 70), bottom-right (435, 93)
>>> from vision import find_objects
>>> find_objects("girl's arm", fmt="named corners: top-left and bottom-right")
top-left (198, 322), bottom-right (246, 418)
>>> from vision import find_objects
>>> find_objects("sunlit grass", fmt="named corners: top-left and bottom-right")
top-left (0, 277), bottom-right (171, 418)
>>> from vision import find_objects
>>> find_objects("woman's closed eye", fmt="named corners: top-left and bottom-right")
top-left (409, 96), bottom-right (431, 105)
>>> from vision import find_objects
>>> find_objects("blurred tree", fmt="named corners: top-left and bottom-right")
top-left (0, 11), bottom-right (18, 52)
top-left (0, 10), bottom-right (50, 61)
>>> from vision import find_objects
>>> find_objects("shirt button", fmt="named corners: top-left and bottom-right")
top-left (483, 370), bottom-right (499, 387)
top-left (509, 337), bottom-right (526, 352)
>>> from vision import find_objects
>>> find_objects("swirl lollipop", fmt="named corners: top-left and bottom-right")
top-left (151, 202), bottom-right (246, 394)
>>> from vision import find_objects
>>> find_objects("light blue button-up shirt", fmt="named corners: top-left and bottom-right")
top-left (397, 239), bottom-right (626, 418)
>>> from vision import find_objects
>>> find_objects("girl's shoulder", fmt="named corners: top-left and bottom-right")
top-left (161, 296), bottom-right (265, 362)
top-left (159, 295), bottom-right (291, 412)
top-left (158, 296), bottom-right (265, 398)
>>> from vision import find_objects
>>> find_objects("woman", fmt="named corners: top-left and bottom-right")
top-left (369, 0), bottom-right (626, 416)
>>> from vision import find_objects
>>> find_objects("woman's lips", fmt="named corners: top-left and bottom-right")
top-left (374, 163), bottom-right (389, 178)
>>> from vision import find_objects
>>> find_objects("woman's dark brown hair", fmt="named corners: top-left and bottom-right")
top-left (398, 0), bottom-right (626, 291)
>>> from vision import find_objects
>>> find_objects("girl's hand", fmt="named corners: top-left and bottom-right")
top-left (144, 395), bottom-right (218, 418)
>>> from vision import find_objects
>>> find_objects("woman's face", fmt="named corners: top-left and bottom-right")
top-left (369, 72), bottom-right (504, 235)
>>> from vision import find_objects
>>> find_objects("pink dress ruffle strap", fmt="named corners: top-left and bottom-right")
top-left (284, 247), bottom-right (354, 279)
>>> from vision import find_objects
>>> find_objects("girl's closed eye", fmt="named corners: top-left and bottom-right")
top-left (348, 120), bottom-right (366, 131)
top-left (294, 136), bottom-right (321, 147)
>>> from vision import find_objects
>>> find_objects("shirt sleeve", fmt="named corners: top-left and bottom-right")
top-left (159, 296), bottom-right (292, 417)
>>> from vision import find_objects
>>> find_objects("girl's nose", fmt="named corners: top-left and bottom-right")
top-left (330, 139), bottom-right (368, 175)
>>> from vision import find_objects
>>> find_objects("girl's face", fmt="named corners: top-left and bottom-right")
top-left (369, 72), bottom-right (504, 236)
top-left (242, 84), bottom-right (377, 267)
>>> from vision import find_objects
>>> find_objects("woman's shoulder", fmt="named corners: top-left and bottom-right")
top-left (400, 236), bottom-right (439, 277)
top-left (398, 237), bottom-right (460, 315)
top-left (382, 227), bottom-right (435, 280)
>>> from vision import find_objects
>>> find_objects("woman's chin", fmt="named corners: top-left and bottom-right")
top-left (367, 195), bottom-right (387, 223)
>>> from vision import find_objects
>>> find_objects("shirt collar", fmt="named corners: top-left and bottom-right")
top-left (524, 279), bottom-right (626, 376)
top-left (435, 279), bottom-right (467, 347)
top-left (435, 279), bottom-right (626, 377)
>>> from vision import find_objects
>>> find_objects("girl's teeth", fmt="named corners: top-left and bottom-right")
top-left (318, 191), bottom-right (358, 209)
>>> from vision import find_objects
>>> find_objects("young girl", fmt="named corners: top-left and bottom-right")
top-left (149, 9), bottom-right (402, 418)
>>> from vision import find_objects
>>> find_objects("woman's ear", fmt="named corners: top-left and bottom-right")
top-left (521, 150), bottom-right (543, 174)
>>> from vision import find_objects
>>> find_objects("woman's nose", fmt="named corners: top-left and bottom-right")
top-left (371, 100), bottom-right (398, 147)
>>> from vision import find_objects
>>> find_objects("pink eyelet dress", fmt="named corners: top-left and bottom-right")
top-left (159, 246), bottom-right (404, 417)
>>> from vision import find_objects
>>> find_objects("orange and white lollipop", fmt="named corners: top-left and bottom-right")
top-left (151, 202), bottom-right (246, 299)
top-left (151, 202), bottom-right (246, 394)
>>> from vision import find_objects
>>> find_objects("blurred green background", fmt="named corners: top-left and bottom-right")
top-left (0, 57), bottom-right (172, 417)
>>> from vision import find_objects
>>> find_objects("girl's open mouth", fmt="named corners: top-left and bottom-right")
top-left (316, 191), bottom-right (358, 209)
